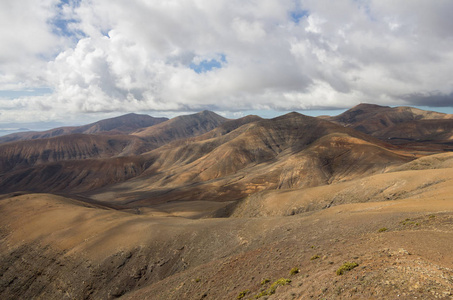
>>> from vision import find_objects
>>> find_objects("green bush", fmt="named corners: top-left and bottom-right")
top-left (289, 267), bottom-right (300, 275)
top-left (378, 227), bottom-right (388, 232)
top-left (311, 254), bottom-right (320, 260)
top-left (237, 289), bottom-right (250, 299)
top-left (254, 278), bottom-right (291, 298)
top-left (336, 262), bottom-right (358, 275)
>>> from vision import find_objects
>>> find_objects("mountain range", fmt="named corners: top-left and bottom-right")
top-left (1, 104), bottom-right (453, 299)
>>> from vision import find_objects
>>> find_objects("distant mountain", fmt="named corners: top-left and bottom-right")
top-left (196, 114), bottom-right (263, 140)
top-left (0, 110), bottom-right (229, 194)
top-left (0, 134), bottom-right (149, 174)
top-left (375, 119), bottom-right (453, 142)
top-left (327, 103), bottom-right (453, 144)
top-left (3, 107), bottom-right (451, 199)
top-left (0, 113), bottom-right (168, 143)
top-left (0, 111), bottom-right (411, 197)
top-left (84, 112), bottom-right (412, 205)
top-left (2, 105), bottom-right (453, 300)
top-left (131, 110), bottom-right (229, 147)
top-left (0, 155), bottom-right (150, 194)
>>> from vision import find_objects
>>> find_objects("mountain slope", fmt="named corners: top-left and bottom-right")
top-left (328, 103), bottom-right (452, 133)
top-left (88, 112), bottom-right (412, 206)
top-left (232, 152), bottom-right (453, 217)
top-left (377, 119), bottom-right (453, 141)
top-left (0, 155), bottom-right (151, 194)
top-left (0, 113), bottom-right (168, 143)
top-left (0, 112), bottom-right (411, 200)
top-left (2, 107), bottom-right (453, 300)
top-left (2, 157), bottom-right (453, 299)
top-left (0, 134), bottom-right (150, 174)
top-left (0, 110), bottom-right (232, 193)
top-left (327, 103), bottom-right (453, 146)
top-left (131, 110), bottom-right (228, 147)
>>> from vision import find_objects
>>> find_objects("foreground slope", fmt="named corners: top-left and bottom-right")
top-left (2, 107), bottom-right (453, 299)
top-left (233, 152), bottom-right (453, 217)
top-left (1, 154), bottom-right (453, 299)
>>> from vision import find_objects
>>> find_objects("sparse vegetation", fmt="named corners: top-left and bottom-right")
top-left (336, 262), bottom-right (359, 275)
top-left (289, 267), bottom-right (300, 275)
top-left (254, 278), bottom-right (292, 298)
top-left (311, 254), bottom-right (320, 260)
top-left (237, 289), bottom-right (250, 299)
top-left (3, 107), bottom-right (453, 300)
top-left (401, 218), bottom-right (416, 226)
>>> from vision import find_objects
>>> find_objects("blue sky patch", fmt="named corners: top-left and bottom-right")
top-left (51, 18), bottom-right (78, 37)
top-left (290, 10), bottom-right (309, 24)
top-left (190, 54), bottom-right (226, 74)
top-left (0, 88), bottom-right (53, 99)
top-left (50, 0), bottom-right (84, 39)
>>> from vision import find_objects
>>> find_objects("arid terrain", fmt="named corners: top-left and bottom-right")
top-left (1, 104), bottom-right (453, 299)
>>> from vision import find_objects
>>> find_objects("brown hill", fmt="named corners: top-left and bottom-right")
top-left (232, 152), bottom-right (453, 217)
top-left (0, 113), bottom-right (167, 143)
top-left (1, 153), bottom-right (453, 299)
top-left (328, 103), bottom-right (452, 133)
top-left (197, 114), bottom-right (263, 140)
top-left (2, 106), bottom-right (453, 299)
top-left (377, 119), bottom-right (453, 142)
top-left (0, 155), bottom-right (150, 194)
top-left (0, 111), bottom-right (229, 195)
top-left (0, 110), bottom-right (232, 193)
top-left (88, 112), bottom-right (413, 207)
top-left (131, 110), bottom-right (228, 147)
top-left (0, 134), bottom-right (150, 174)
top-left (327, 104), bottom-right (453, 148)
top-left (0, 111), bottom-right (411, 200)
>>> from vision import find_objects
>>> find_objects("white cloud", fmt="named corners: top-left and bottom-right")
top-left (1, 0), bottom-right (453, 124)
top-left (231, 18), bottom-right (266, 42)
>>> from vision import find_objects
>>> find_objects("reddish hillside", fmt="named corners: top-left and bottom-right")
top-left (87, 112), bottom-right (412, 206)
top-left (131, 110), bottom-right (228, 147)
top-left (2, 107), bottom-right (453, 300)
top-left (0, 112), bottom-right (412, 199)
top-left (0, 113), bottom-right (167, 143)
top-left (327, 104), bottom-right (453, 148)
top-left (0, 134), bottom-right (149, 174)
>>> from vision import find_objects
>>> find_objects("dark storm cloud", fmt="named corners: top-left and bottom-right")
top-left (403, 92), bottom-right (453, 107)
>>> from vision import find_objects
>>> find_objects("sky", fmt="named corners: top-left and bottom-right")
top-left (1, 0), bottom-right (453, 131)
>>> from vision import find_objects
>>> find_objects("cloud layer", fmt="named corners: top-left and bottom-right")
top-left (1, 0), bottom-right (453, 123)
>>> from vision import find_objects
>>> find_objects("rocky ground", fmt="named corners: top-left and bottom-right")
top-left (1, 162), bottom-right (453, 300)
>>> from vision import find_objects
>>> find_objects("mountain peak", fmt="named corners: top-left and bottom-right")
top-left (351, 103), bottom-right (389, 111)
top-left (131, 110), bottom-right (228, 147)
top-left (0, 113), bottom-right (169, 143)
top-left (194, 110), bottom-right (227, 119)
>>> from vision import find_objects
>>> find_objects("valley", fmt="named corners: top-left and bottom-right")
top-left (1, 104), bottom-right (453, 299)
